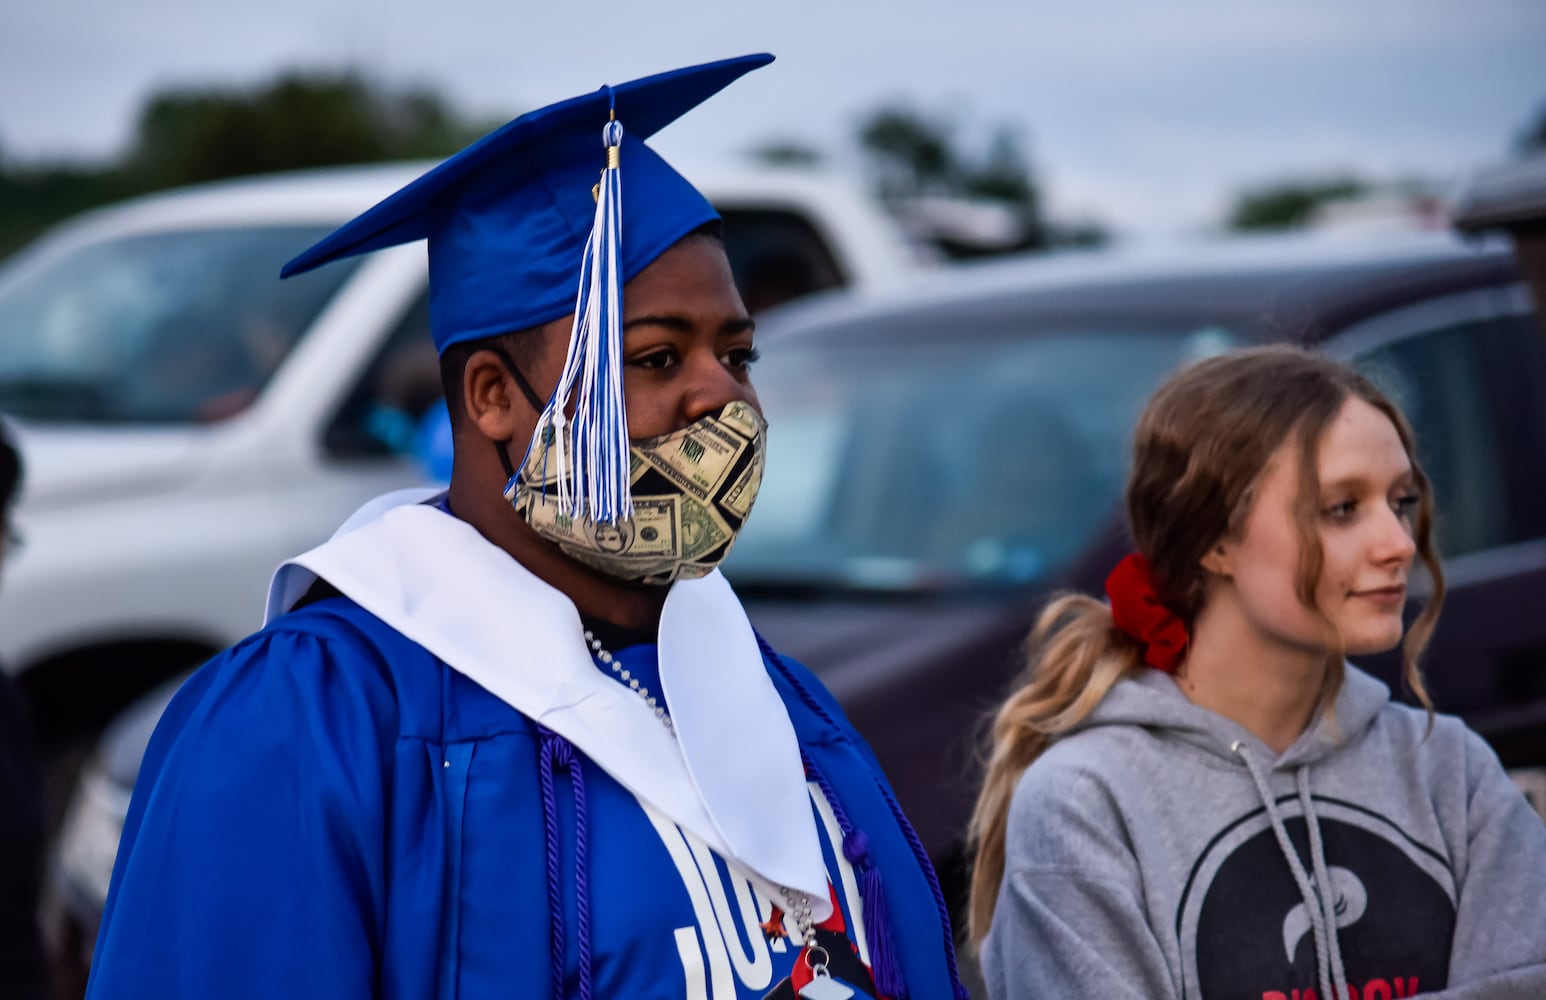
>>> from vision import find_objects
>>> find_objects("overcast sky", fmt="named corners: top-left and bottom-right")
top-left (2, 0), bottom-right (1543, 238)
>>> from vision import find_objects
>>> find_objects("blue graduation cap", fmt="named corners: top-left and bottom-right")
top-left (282, 52), bottom-right (772, 348)
top-left (282, 52), bottom-right (773, 524)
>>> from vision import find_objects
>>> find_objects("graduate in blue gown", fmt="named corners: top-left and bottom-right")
top-left (86, 54), bottom-right (969, 1000)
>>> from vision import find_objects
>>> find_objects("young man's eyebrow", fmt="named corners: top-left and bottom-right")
top-left (622, 314), bottom-right (756, 335)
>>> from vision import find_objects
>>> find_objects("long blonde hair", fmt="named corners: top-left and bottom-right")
top-left (965, 345), bottom-right (1446, 948)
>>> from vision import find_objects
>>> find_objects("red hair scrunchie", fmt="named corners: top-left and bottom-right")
top-left (1104, 552), bottom-right (1189, 673)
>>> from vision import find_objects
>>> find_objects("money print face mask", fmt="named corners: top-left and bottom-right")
top-left (506, 400), bottom-right (767, 585)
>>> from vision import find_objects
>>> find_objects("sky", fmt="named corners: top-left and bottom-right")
top-left (2, 0), bottom-right (1544, 239)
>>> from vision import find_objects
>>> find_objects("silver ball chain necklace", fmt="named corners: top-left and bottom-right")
top-left (580, 628), bottom-right (847, 997)
top-left (584, 628), bottom-right (672, 731)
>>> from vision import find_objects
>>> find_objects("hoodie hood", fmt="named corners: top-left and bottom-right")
top-left (1076, 662), bottom-right (1393, 769)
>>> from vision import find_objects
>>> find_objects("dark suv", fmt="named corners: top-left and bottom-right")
top-left (728, 226), bottom-right (1546, 908)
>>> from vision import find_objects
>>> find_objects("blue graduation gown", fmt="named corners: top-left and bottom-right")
top-left (85, 597), bottom-right (966, 999)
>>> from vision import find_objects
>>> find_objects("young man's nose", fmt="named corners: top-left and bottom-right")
top-left (680, 355), bottom-right (754, 425)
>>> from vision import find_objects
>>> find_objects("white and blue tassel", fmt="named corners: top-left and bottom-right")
top-left (529, 113), bottom-right (631, 524)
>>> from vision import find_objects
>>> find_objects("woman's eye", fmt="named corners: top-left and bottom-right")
top-left (1324, 500), bottom-right (1357, 522)
top-left (1393, 493), bottom-right (1421, 519)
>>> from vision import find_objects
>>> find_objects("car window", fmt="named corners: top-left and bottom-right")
top-left (726, 323), bottom-right (1237, 590)
top-left (324, 289), bottom-right (442, 459)
top-left (717, 208), bottom-right (845, 315)
top-left (1352, 296), bottom-right (1546, 559)
top-left (0, 226), bottom-right (360, 424)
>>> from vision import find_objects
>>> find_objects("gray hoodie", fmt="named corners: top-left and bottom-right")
top-left (982, 666), bottom-right (1546, 999)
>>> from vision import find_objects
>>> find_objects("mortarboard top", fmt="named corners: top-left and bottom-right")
top-left (281, 53), bottom-right (774, 354)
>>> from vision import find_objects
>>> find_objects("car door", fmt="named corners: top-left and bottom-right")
top-left (1327, 283), bottom-right (1546, 772)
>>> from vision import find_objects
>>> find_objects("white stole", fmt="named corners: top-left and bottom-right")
top-left (266, 499), bottom-right (831, 918)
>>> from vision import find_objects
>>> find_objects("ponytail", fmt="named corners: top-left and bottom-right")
top-left (965, 592), bottom-right (1141, 949)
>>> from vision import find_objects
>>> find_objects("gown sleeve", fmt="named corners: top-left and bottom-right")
top-left (85, 626), bottom-right (399, 1000)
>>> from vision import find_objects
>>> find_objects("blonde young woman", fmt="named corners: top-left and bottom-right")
top-left (968, 346), bottom-right (1546, 1000)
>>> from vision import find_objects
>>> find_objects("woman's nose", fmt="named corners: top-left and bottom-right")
top-left (1374, 504), bottom-right (1418, 565)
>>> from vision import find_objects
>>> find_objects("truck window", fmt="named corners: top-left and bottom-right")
top-left (717, 208), bottom-right (846, 314)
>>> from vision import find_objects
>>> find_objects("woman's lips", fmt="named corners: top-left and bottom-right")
top-left (1353, 586), bottom-right (1406, 609)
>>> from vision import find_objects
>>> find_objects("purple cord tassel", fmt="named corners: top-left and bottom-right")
top-left (804, 751), bottom-right (908, 999)
top-left (564, 740), bottom-right (593, 1000)
top-left (843, 829), bottom-right (906, 1000)
top-left (538, 729), bottom-right (594, 1000)
top-left (538, 729), bottom-right (565, 1000)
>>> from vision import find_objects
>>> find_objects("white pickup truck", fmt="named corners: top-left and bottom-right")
top-left (0, 158), bottom-right (920, 790)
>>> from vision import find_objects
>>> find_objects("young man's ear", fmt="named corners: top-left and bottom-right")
top-left (463, 349), bottom-right (524, 442)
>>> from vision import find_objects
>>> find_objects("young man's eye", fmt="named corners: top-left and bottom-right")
top-left (631, 349), bottom-right (677, 370)
top-left (723, 346), bottom-right (761, 370)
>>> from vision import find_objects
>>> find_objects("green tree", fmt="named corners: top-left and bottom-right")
top-left (0, 72), bottom-right (493, 259)
top-left (963, 127), bottom-right (1044, 248)
top-left (0, 164), bottom-right (144, 258)
top-left (858, 105), bottom-right (961, 201)
top-left (1226, 176), bottom-right (1368, 231)
top-left (128, 72), bottom-right (488, 187)
top-left (856, 105), bottom-right (1062, 255)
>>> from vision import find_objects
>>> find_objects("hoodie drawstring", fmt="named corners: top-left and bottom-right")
top-left (1298, 767), bottom-right (1350, 997)
top-left (538, 727), bottom-right (593, 1000)
top-left (1231, 741), bottom-right (1348, 1000)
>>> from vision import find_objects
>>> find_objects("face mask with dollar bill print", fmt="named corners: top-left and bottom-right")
top-left (504, 400), bottom-right (767, 585)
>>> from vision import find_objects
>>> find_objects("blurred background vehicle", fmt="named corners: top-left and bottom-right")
top-left (1448, 150), bottom-right (1546, 817)
top-left (47, 206), bottom-right (1546, 981)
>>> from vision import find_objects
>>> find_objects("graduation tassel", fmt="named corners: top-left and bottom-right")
top-left (531, 109), bottom-right (631, 524)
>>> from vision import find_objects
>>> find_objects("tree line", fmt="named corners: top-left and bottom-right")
top-left (3, 74), bottom-right (1544, 260)
top-left (0, 74), bottom-right (494, 258)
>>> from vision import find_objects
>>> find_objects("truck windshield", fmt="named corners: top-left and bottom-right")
top-left (0, 225), bottom-right (360, 424)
